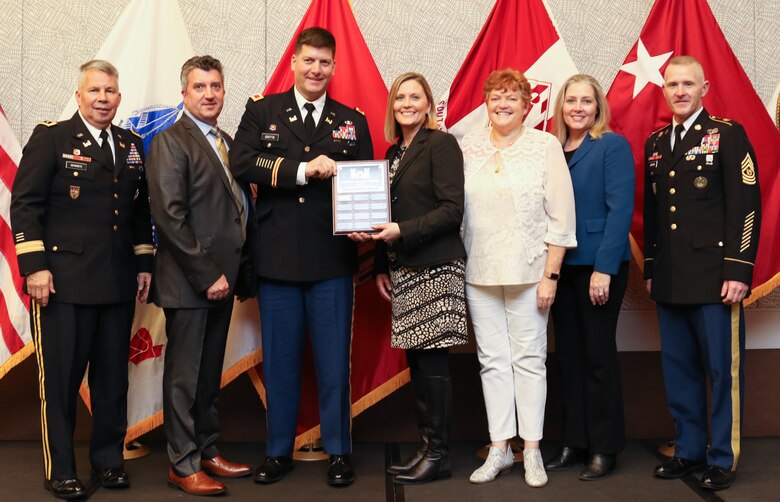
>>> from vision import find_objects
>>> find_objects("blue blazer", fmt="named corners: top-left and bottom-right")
top-left (564, 132), bottom-right (635, 275)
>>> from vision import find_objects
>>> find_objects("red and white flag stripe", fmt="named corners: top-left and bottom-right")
top-left (0, 107), bottom-right (33, 378)
top-left (438, 0), bottom-right (578, 141)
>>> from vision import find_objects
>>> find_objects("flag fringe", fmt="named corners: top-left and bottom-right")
top-left (0, 342), bottom-right (34, 379)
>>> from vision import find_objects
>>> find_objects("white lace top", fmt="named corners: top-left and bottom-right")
top-left (461, 127), bottom-right (576, 285)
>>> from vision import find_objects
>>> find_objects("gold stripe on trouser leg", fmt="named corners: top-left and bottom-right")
top-left (32, 302), bottom-right (52, 480)
top-left (729, 304), bottom-right (741, 471)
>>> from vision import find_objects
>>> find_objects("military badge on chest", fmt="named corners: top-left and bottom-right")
top-left (69, 185), bottom-right (80, 200)
top-left (332, 121), bottom-right (357, 141)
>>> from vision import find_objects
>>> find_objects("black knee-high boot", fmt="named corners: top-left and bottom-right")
top-left (393, 375), bottom-right (451, 484)
top-left (386, 378), bottom-right (429, 475)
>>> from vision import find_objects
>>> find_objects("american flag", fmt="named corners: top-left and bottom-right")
top-left (0, 106), bottom-right (33, 378)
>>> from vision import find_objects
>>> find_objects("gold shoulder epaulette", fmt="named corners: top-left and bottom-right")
top-left (251, 93), bottom-right (264, 102)
top-left (39, 120), bottom-right (57, 127)
top-left (129, 129), bottom-right (141, 138)
top-left (709, 115), bottom-right (733, 126)
top-left (650, 124), bottom-right (668, 137)
top-left (355, 107), bottom-right (365, 116)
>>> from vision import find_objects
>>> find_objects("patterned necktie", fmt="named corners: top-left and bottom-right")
top-left (303, 102), bottom-right (316, 137)
top-left (211, 127), bottom-right (246, 241)
top-left (672, 123), bottom-right (685, 154)
top-left (100, 129), bottom-right (114, 169)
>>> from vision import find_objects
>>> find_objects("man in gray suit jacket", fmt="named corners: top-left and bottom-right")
top-left (146, 55), bottom-right (255, 496)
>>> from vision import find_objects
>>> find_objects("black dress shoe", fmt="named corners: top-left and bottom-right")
top-left (544, 446), bottom-right (586, 471)
top-left (92, 467), bottom-right (130, 488)
top-left (654, 456), bottom-right (705, 479)
top-left (327, 455), bottom-right (355, 487)
top-left (578, 454), bottom-right (615, 480)
top-left (44, 478), bottom-right (86, 499)
top-left (254, 455), bottom-right (294, 484)
top-left (700, 465), bottom-right (735, 490)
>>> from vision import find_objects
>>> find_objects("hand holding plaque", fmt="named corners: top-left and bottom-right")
top-left (332, 160), bottom-right (391, 234)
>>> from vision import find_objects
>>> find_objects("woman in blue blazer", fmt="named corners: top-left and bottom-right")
top-left (546, 75), bottom-right (635, 480)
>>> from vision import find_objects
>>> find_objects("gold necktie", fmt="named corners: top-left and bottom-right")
top-left (211, 127), bottom-right (246, 241)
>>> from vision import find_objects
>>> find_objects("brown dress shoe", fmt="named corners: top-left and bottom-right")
top-left (168, 468), bottom-right (226, 496)
top-left (202, 455), bottom-right (252, 478)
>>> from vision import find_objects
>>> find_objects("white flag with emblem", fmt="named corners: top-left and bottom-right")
top-left (438, 0), bottom-right (578, 141)
top-left (63, 0), bottom-right (262, 442)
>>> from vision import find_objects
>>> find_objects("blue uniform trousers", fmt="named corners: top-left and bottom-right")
top-left (657, 302), bottom-right (745, 470)
top-left (258, 276), bottom-right (353, 456)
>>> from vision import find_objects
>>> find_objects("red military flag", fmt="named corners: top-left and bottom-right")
top-left (438, 0), bottom-right (578, 139)
top-left (606, 0), bottom-right (780, 303)
top-left (245, 0), bottom-right (406, 448)
top-left (0, 106), bottom-right (33, 378)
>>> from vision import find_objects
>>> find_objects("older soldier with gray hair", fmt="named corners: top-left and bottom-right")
top-left (11, 59), bottom-right (154, 499)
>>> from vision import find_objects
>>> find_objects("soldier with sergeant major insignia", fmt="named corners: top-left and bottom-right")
top-left (10, 59), bottom-right (154, 499)
top-left (645, 55), bottom-right (761, 491)
top-left (230, 26), bottom-right (372, 487)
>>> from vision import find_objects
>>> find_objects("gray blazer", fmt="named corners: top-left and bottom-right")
top-left (146, 113), bottom-right (255, 308)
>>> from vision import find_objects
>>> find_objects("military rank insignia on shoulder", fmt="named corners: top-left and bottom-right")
top-left (354, 107), bottom-right (365, 116)
top-left (251, 93), bottom-right (264, 102)
top-left (39, 120), bottom-right (57, 127)
top-left (709, 115), bottom-right (733, 126)
top-left (650, 125), bottom-right (668, 138)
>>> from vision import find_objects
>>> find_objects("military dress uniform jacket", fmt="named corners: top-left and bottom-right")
top-left (230, 87), bottom-right (373, 283)
top-left (146, 114), bottom-right (256, 308)
top-left (643, 109), bottom-right (761, 304)
top-left (11, 112), bottom-right (154, 304)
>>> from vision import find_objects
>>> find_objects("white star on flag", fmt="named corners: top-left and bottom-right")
top-left (619, 38), bottom-right (673, 98)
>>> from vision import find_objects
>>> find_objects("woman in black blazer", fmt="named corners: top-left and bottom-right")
top-left (349, 72), bottom-right (467, 485)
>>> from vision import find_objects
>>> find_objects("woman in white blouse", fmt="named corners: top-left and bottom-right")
top-left (462, 68), bottom-right (576, 488)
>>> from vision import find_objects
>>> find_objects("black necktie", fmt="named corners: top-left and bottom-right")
top-left (303, 102), bottom-right (316, 137)
top-left (100, 129), bottom-right (114, 169)
top-left (672, 124), bottom-right (685, 155)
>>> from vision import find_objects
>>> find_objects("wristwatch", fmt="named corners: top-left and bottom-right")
top-left (547, 272), bottom-right (560, 281)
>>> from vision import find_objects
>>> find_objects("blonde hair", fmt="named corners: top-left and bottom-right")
top-left (553, 74), bottom-right (612, 144)
top-left (384, 72), bottom-right (437, 143)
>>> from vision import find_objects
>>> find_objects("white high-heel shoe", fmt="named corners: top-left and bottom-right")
top-left (469, 445), bottom-right (514, 484)
top-left (523, 448), bottom-right (548, 487)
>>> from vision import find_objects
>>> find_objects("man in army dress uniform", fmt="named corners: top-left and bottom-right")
top-left (230, 27), bottom-right (372, 487)
top-left (644, 56), bottom-right (761, 491)
top-left (11, 60), bottom-right (154, 499)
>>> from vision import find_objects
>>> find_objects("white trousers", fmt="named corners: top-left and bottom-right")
top-left (466, 283), bottom-right (548, 442)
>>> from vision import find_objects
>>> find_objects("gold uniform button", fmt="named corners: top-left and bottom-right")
top-left (304, 146), bottom-right (311, 152)
top-left (114, 193), bottom-right (119, 199)
top-left (343, 149), bottom-right (348, 154)
top-left (670, 206), bottom-right (677, 212)
top-left (266, 142), bottom-right (272, 148)
top-left (298, 197), bottom-right (305, 203)
top-left (697, 165), bottom-right (703, 171)
top-left (669, 170), bottom-right (675, 177)
top-left (718, 241), bottom-right (724, 247)
top-left (113, 225), bottom-right (118, 231)
top-left (73, 171), bottom-right (79, 177)
top-left (669, 188), bottom-right (676, 195)
top-left (52, 245), bottom-right (58, 251)
top-left (113, 178), bottom-right (119, 183)
top-left (114, 210), bottom-right (120, 216)
top-left (671, 223), bottom-right (677, 230)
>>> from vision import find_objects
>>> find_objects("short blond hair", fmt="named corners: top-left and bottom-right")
top-left (384, 72), bottom-right (437, 143)
top-left (553, 74), bottom-right (612, 144)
